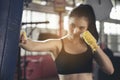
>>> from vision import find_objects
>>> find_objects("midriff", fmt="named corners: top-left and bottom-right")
top-left (59, 73), bottom-right (93, 80)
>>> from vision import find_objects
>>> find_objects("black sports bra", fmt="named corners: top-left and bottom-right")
top-left (55, 39), bottom-right (93, 74)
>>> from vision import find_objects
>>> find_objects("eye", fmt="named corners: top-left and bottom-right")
top-left (78, 26), bottom-right (85, 30)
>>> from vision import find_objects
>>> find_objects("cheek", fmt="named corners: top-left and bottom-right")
top-left (80, 28), bottom-right (88, 34)
top-left (68, 27), bottom-right (74, 33)
top-left (73, 28), bottom-right (81, 34)
top-left (82, 27), bottom-right (88, 32)
top-left (82, 29), bottom-right (87, 32)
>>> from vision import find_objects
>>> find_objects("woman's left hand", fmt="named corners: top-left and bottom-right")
top-left (82, 31), bottom-right (99, 51)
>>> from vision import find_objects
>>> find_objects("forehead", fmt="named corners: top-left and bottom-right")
top-left (69, 17), bottom-right (88, 23)
top-left (69, 17), bottom-right (89, 27)
top-left (69, 17), bottom-right (88, 24)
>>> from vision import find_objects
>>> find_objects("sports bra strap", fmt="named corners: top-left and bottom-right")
top-left (61, 39), bottom-right (64, 51)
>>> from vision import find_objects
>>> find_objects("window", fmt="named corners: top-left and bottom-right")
top-left (22, 10), bottom-right (59, 29)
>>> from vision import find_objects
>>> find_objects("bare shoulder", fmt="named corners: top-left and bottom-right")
top-left (51, 38), bottom-right (62, 51)
top-left (44, 37), bottom-right (61, 46)
top-left (45, 38), bottom-right (63, 58)
top-left (45, 38), bottom-right (61, 45)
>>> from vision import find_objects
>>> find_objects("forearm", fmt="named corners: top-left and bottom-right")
top-left (94, 47), bottom-right (114, 75)
top-left (82, 31), bottom-right (114, 74)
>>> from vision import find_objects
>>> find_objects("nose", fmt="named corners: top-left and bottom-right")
top-left (73, 27), bottom-right (81, 33)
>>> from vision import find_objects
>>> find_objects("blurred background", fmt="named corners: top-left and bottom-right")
top-left (15, 0), bottom-right (120, 80)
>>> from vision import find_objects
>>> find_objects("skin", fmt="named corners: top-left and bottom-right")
top-left (20, 17), bottom-right (114, 80)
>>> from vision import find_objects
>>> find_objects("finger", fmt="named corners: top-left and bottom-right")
top-left (22, 31), bottom-right (27, 40)
top-left (20, 31), bottom-right (27, 44)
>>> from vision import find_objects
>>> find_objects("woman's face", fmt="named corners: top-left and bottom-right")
top-left (68, 17), bottom-right (88, 36)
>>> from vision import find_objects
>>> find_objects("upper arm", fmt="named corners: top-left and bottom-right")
top-left (20, 38), bottom-right (62, 58)
top-left (32, 39), bottom-right (59, 52)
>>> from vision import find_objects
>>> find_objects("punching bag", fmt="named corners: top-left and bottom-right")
top-left (0, 0), bottom-right (23, 80)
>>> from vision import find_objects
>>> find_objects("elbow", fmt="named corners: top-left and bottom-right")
top-left (104, 66), bottom-right (114, 75)
top-left (108, 67), bottom-right (114, 75)
top-left (108, 64), bottom-right (114, 75)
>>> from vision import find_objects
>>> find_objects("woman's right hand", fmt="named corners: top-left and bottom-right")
top-left (19, 31), bottom-right (34, 51)
top-left (20, 31), bottom-right (27, 44)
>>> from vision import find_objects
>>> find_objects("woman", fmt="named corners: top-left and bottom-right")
top-left (20, 4), bottom-right (114, 80)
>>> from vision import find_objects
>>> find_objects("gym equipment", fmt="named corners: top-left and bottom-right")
top-left (0, 0), bottom-right (23, 80)
top-left (20, 54), bottom-right (59, 80)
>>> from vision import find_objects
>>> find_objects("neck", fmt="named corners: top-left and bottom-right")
top-left (67, 34), bottom-right (83, 43)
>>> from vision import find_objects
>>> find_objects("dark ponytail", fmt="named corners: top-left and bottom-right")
top-left (69, 4), bottom-right (99, 41)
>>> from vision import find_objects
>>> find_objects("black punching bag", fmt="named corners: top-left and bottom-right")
top-left (0, 0), bottom-right (23, 80)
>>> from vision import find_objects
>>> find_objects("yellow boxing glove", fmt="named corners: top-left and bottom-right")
top-left (22, 31), bottom-right (27, 40)
top-left (82, 31), bottom-right (99, 52)
top-left (20, 31), bottom-right (27, 44)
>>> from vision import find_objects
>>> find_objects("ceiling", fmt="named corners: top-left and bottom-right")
top-left (23, 0), bottom-right (120, 13)
top-left (23, 0), bottom-right (120, 23)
